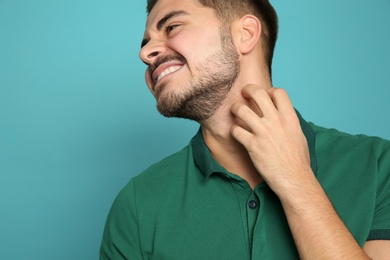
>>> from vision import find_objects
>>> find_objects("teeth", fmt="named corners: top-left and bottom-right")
top-left (156, 66), bottom-right (181, 83)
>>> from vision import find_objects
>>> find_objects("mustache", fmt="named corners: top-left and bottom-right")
top-left (148, 53), bottom-right (186, 83)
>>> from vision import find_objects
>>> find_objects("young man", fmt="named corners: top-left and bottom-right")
top-left (101, 0), bottom-right (390, 258)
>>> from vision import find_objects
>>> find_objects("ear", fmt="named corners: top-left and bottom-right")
top-left (232, 15), bottom-right (261, 55)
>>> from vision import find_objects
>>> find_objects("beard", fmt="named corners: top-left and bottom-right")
top-left (154, 27), bottom-right (240, 121)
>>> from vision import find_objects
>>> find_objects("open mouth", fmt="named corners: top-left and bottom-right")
top-left (151, 59), bottom-right (185, 88)
top-left (155, 65), bottom-right (183, 83)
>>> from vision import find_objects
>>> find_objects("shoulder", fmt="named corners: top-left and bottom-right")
top-left (309, 122), bottom-right (390, 157)
top-left (117, 143), bottom-right (196, 202)
top-left (99, 146), bottom-right (196, 259)
top-left (308, 122), bottom-right (390, 188)
top-left (134, 144), bottom-right (193, 183)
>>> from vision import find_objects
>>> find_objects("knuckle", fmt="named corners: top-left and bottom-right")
top-left (247, 138), bottom-right (259, 152)
top-left (273, 88), bottom-right (287, 97)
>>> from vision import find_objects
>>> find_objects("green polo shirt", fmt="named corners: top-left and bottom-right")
top-left (100, 114), bottom-right (390, 259)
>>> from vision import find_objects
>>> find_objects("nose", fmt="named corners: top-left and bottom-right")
top-left (139, 39), bottom-right (166, 65)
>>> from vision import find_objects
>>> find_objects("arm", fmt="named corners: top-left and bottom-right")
top-left (230, 85), bottom-right (371, 259)
top-left (364, 240), bottom-right (390, 259)
top-left (100, 179), bottom-right (143, 260)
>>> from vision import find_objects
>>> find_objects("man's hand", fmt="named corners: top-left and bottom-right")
top-left (230, 84), bottom-right (313, 197)
top-left (230, 84), bottom-right (371, 259)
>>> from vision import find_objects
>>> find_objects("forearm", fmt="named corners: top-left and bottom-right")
top-left (279, 173), bottom-right (370, 260)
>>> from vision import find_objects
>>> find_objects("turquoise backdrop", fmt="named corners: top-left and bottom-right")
top-left (1, 0), bottom-right (389, 259)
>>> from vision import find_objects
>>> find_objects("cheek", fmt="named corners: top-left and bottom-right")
top-left (169, 30), bottom-right (221, 62)
top-left (168, 31), bottom-right (202, 56)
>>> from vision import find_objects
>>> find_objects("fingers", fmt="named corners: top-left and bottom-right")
top-left (242, 84), bottom-right (278, 118)
top-left (231, 124), bottom-right (253, 146)
top-left (241, 85), bottom-right (294, 118)
top-left (231, 102), bottom-right (264, 132)
top-left (230, 85), bottom-right (310, 195)
top-left (230, 85), bottom-right (296, 140)
top-left (266, 88), bottom-right (294, 114)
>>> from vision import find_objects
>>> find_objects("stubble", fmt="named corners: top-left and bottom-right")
top-left (155, 27), bottom-right (240, 121)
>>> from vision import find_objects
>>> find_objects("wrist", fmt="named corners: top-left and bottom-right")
top-left (276, 171), bottom-right (327, 213)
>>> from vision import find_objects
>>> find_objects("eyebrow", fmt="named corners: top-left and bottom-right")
top-left (141, 10), bottom-right (190, 48)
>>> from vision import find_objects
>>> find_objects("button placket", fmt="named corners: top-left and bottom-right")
top-left (248, 200), bottom-right (258, 209)
top-left (246, 193), bottom-right (260, 251)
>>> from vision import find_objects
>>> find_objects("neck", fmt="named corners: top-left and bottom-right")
top-left (199, 75), bottom-right (272, 189)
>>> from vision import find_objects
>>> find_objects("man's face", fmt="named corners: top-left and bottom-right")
top-left (139, 0), bottom-right (240, 121)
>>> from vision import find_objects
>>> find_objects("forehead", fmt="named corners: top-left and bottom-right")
top-left (146, 0), bottom-right (204, 28)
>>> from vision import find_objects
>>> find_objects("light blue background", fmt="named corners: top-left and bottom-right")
top-left (1, 0), bottom-right (389, 259)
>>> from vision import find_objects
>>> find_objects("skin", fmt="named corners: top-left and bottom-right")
top-left (140, 1), bottom-right (240, 122)
top-left (140, 0), bottom-right (390, 258)
top-left (143, 26), bottom-right (240, 121)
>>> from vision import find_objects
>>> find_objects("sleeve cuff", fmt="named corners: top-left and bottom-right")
top-left (367, 229), bottom-right (390, 241)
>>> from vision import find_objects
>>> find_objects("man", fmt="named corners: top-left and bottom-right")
top-left (101, 0), bottom-right (390, 258)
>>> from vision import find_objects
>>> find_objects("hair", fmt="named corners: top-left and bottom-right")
top-left (146, 0), bottom-right (279, 77)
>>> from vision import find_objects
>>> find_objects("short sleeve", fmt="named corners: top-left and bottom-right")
top-left (368, 139), bottom-right (390, 240)
top-left (100, 179), bottom-right (143, 259)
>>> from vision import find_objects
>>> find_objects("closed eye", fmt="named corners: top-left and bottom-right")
top-left (165, 24), bottom-right (180, 34)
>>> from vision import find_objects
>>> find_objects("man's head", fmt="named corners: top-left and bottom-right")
top-left (146, 0), bottom-right (278, 76)
top-left (140, 0), bottom-right (278, 122)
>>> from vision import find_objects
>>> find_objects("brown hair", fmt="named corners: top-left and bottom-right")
top-left (146, 0), bottom-right (278, 76)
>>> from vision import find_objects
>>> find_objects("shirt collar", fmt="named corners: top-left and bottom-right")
top-left (191, 110), bottom-right (318, 179)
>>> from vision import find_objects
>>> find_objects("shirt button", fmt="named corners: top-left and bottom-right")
top-left (248, 200), bottom-right (258, 209)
